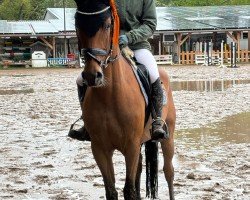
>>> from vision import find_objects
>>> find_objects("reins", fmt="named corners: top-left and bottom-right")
top-left (77, 5), bottom-right (120, 69)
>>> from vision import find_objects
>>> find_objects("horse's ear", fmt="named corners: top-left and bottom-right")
top-left (74, 0), bottom-right (110, 6)
top-left (100, 0), bottom-right (110, 6)
top-left (74, 0), bottom-right (81, 6)
top-left (74, 0), bottom-right (92, 8)
top-left (74, 0), bottom-right (92, 5)
top-left (74, 0), bottom-right (88, 4)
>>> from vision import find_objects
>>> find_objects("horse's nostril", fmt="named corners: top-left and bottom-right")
top-left (96, 72), bottom-right (103, 79)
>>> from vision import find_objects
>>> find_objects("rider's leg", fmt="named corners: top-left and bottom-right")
top-left (68, 73), bottom-right (90, 141)
top-left (134, 49), bottom-right (169, 141)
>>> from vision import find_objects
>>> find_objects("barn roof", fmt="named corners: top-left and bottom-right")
top-left (156, 5), bottom-right (250, 33)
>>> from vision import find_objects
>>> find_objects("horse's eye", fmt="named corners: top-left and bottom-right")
top-left (104, 24), bottom-right (111, 30)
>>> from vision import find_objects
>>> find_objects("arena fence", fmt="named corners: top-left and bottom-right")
top-left (180, 50), bottom-right (250, 65)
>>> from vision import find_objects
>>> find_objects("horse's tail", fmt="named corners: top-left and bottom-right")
top-left (145, 141), bottom-right (158, 199)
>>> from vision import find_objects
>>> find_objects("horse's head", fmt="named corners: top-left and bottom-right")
top-left (75, 0), bottom-right (116, 87)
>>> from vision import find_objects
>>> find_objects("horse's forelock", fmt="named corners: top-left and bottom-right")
top-left (75, 0), bottom-right (111, 37)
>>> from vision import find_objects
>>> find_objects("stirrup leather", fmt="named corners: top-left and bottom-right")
top-left (69, 116), bottom-right (83, 132)
top-left (68, 116), bottom-right (91, 142)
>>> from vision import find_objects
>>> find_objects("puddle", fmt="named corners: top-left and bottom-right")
top-left (0, 88), bottom-right (34, 95)
top-left (0, 74), bottom-right (34, 78)
top-left (176, 112), bottom-right (250, 148)
top-left (171, 79), bottom-right (250, 91)
top-left (173, 112), bottom-right (250, 173)
top-left (11, 75), bottom-right (34, 77)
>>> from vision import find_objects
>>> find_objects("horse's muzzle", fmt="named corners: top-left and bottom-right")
top-left (82, 71), bottom-right (104, 87)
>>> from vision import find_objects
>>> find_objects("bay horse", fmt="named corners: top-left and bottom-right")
top-left (74, 0), bottom-right (176, 199)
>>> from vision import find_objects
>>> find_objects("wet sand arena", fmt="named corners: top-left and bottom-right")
top-left (0, 65), bottom-right (249, 199)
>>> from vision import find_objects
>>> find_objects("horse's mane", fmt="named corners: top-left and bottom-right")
top-left (75, 0), bottom-right (111, 37)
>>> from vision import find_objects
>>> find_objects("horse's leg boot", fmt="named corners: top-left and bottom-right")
top-left (68, 84), bottom-right (91, 141)
top-left (151, 78), bottom-right (169, 141)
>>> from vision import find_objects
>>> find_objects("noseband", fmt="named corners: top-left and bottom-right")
top-left (81, 47), bottom-right (118, 69)
top-left (77, 6), bottom-right (120, 69)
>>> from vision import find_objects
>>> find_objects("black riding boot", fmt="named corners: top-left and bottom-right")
top-left (151, 78), bottom-right (169, 141)
top-left (68, 84), bottom-right (91, 141)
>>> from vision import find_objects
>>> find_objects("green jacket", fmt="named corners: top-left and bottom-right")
top-left (116, 0), bottom-right (157, 51)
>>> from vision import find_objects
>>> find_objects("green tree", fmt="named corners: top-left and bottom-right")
top-left (155, 0), bottom-right (168, 6)
top-left (0, 0), bottom-right (249, 20)
top-left (168, 0), bottom-right (250, 6)
top-left (0, 0), bottom-right (76, 20)
top-left (28, 0), bottom-right (76, 20)
top-left (0, 0), bottom-right (33, 20)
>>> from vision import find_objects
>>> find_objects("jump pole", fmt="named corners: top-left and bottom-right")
top-left (219, 40), bottom-right (226, 68)
top-left (230, 42), bottom-right (237, 68)
top-left (202, 41), bottom-right (208, 66)
top-left (208, 41), bottom-right (212, 66)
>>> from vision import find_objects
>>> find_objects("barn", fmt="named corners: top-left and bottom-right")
top-left (0, 5), bottom-right (249, 66)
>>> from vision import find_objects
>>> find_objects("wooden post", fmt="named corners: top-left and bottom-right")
top-left (160, 33), bottom-right (164, 55)
top-left (176, 33), bottom-right (182, 64)
top-left (236, 31), bottom-right (241, 61)
top-left (190, 51), bottom-right (194, 64)
top-left (212, 32), bottom-right (217, 50)
top-left (180, 33), bottom-right (192, 46)
top-left (52, 37), bottom-right (56, 58)
top-left (186, 51), bottom-right (190, 64)
top-left (226, 31), bottom-right (237, 43)
top-left (182, 52), bottom-right (185, 64)
top-left (246, 50), bottom-right (249, 62)
top-left (158, 38), bottom-right (161, 55)
top-left (224, 48), bottom-right (228, 63)
top-left (241, 50), bottom-right (244, 62)
top-left (174, 32), bottom-right (192, 64)
top-left (220, 40), bottom-right (224, 66)
top-left (39, 37), bottom-right (53, 50)
top-left (248, 31), bottom-right (250, 51)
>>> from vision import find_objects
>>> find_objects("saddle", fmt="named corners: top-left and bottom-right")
top-left (121, 47), bottom-right (151, 124)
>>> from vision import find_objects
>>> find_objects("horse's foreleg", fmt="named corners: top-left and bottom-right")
top-left (123, 144), bottom-right (141, 200)
top-left (161, 136), bottom-right (175, 200)
top-left (91, 144), bottom-right (118, 200)
top-left (135, 152), bottom-right (142, 199)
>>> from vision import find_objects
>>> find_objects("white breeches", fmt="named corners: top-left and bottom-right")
top-left (133, 49), bottom-right (159, 83)
top-left (76, 48), bottom-right (159, 86)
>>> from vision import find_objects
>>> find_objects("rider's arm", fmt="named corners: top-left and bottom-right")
top-left (125, 0), bottom-right (157, 45)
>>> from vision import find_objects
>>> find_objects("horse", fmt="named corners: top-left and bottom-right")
top-left (74, 0), bottom-right (176, 199)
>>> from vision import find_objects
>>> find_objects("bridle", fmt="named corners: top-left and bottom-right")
top-left (77, 6), bottom-right (120, 69)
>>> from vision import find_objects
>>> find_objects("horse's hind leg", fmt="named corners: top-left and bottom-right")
top-left (135, 152), bottom-right (142, 199)
top-left (123, 145), bottom-right (141, 200)
top-left (159, 68), bottom-right (176, 199)
top-left (91, 144), bottom-right (118, 200)
top-left (160, 124), bottom-right (175, 200)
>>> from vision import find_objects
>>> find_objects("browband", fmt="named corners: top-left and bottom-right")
top-left (77, 6), bottom-right (110, 15)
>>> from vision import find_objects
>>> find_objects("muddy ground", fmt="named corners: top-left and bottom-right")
top-left (0, 65), bottom-right (249, 200)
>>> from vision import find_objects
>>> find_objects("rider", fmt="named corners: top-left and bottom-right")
top-left (68, 0), bottom-right (168, 141)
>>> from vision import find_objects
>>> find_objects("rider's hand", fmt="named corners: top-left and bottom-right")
top-left (119, 35), bottom-right (128, 49)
